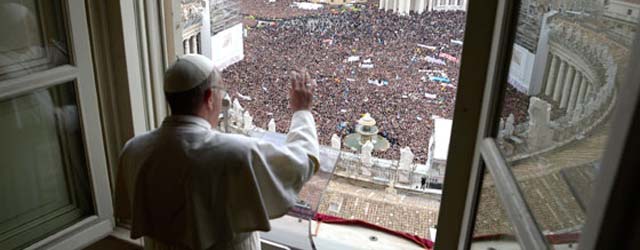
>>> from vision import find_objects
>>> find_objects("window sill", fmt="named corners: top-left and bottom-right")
top-left (111, 216), bottom-right (308, 250)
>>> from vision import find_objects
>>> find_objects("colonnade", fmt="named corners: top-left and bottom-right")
top-left (543, 54), bottom-right (593, 113)
top-left (379, 0), bottom-right (466, 15)
top-left (183, 32), bottom-right (201, 54)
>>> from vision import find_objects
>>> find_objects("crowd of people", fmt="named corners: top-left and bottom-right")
top-left (500, 84), bottom-right (531, 125)
top-left (238, 0), bottom-right (328, 19)
top-left (224, 3), bottom-right (466, 161)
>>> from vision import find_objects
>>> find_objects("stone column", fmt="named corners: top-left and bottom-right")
top-left (190, 35), bottom-right (198, 54)
top-left (576, 77), bottom-right (588, 107)
top-left (553, 60), bottom-right (567, 101)
top-left (560, 66), bottom-right (575, 108)
top-left (428, 0), bottom-right (434, 11)
top-left (567, 72), bottom-right (582, 111)
top-left (545, 55), bottom-right (559, 96)
top-left (406, 0), bottom-right (411, 12)
top-left (417, 0), bottom-right (426, 13)
top-left (184, 39), bottom-right (191, 54)
top-left (380, 0), bottom-right (385, 9)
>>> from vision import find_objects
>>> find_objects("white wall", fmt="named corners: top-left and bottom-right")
top-left (605, 0), bottom-right (640, 24)
top-left (210, 23), bottom-right (244, 70)
top-left (508, 44), bottom-right (536, 94)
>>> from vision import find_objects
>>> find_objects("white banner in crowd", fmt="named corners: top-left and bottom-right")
top-left (347, 56), bottom-right (360, 62)
top-left (211, 23), bottom-right (245, 70)
top-left (424, 93), bottom-right (437, 99)
top-left (426, 56), bottom-right (446, 65)
top-left (450, 39), bottom-right (463, 45)
top-left (360, 63), bottom-right (374, 69)
top-left (417, 43), bottom-right (438, 50)
top-left (439, 52), bottom-right (459, 63)
top-left (292, 2), bottom-right (324, 10)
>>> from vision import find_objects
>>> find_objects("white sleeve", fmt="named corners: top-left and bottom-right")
top-left (227, 110), bottom-right (320, 222)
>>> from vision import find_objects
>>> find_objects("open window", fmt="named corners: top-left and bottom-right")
top-left (436, 0), bottom-right (640, 249)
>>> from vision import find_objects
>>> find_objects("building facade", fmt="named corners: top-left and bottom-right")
top-left (181, 0), bottom-right (208, 55)
top-left (379, 0), bottom-right (467, 15)
top-left (601, 0), bottom-right (640, 45)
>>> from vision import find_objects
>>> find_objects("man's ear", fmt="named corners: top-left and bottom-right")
top-left (204, 88), bottom-right (214, 109)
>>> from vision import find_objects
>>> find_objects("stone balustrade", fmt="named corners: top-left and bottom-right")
top-left (502, 16), bottom-right (623, 161)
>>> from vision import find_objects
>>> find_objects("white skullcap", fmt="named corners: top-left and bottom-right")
top-left (164, 54), bottom-right (217, 93)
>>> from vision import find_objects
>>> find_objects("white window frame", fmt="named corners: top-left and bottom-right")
top-left (434, 0), bottom-right (509, 248)
top-left (0, 0), bottom-right (115, 249)
top-left (85, 0), bottom-right (174, 192)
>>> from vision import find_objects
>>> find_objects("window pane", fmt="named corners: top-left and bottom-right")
top-left (0, 82), bottom-right (94, 249)
top-left (491, 0), bottom-right (635, 247)
top-left (0, 1), bottom-right (69, 81)
top-left (471, 171), bottom-right (520, 249)
top-left (183, 0), bottom-right (467, 246)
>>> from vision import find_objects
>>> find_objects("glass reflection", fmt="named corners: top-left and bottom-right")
top-left (0, 1), bottom-right (69, 81)
top-left (490, 0), bottom-right (635, 246)
top-left (0, 83), bottom-right (94, 249)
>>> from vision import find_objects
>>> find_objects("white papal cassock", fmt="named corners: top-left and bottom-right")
top-left (115, 111), bottom-right (319, 250)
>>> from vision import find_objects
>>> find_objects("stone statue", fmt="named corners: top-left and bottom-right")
top-left (331, 134), bottom-right (341, 149)
top-left (233, 99), bottom-right (244, 113)
top-left (243, 111), bottom-right (253, 131)
top-left (231, 99), bottom-right (244, 125)
top-left (398, 147), bottom-right (414, 170)
top-left (360, 141), bottom-right (374, 168)
top-left (501, 113), bottom-right (516, 139)
top-left (527, 97), bottom-right (554, 149)
top-left (268, 118), bottom-right (276, 132)
top-left (398, 147), bottom-right (415, 184)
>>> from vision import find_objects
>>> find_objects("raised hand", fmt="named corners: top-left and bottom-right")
top-left (289, 69), bottom-right (315, 112)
